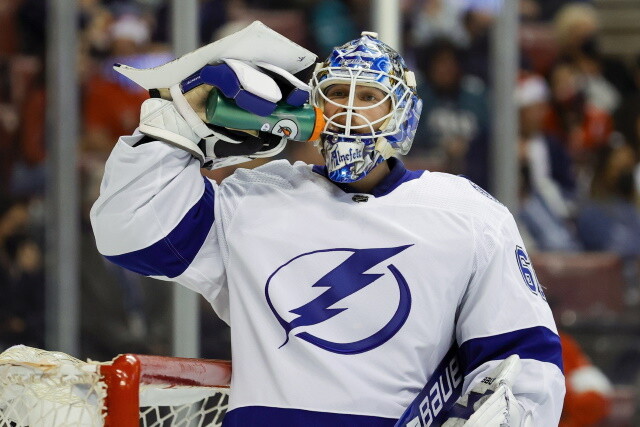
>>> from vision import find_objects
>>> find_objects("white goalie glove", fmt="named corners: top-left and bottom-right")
top-left (442, 355), bottom-right (532, 427)
top-left (116, 21), bottom-right (317, 169)
top-left (138, 58), bottom-right (310, 169)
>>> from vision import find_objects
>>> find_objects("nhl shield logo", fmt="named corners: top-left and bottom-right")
top-left (265, 245), bottom-right (413, 354)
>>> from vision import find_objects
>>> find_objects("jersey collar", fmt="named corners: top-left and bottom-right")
top-left (312, 157), bottom-right (424, 197)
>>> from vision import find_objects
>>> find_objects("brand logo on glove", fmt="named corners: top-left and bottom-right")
top-left (265, 245), bottom-right (413, 354)
top-left (480, 376), bottom-right (494, 385)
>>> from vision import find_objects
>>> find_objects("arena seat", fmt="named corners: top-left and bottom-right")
top-left (531, 252), bottom-right (627, 324)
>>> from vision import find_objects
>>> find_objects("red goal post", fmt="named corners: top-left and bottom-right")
top-left (0, 345), bottom-right (232, 427)
top-left (102, 353), bottom-right (231, 426)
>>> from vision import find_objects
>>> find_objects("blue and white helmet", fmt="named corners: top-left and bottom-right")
top-left (311, 31), bottom-right (422, 183)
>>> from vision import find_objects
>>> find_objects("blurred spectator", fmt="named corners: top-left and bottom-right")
top-left (553, 3), bottom-right (600, 63)
top-left (0, 232), bottom-right (45, 349)
top-left (412, 38), bottom-right (490, 187)
top-left (82, 8), bottom-right (171, 157)
top-left (409, 0), bottom-right (468, 48)
top-left (0, 58), bottom-right (19, 194)
top-left (219, 1), bottom-right (310, 48)
top-left (516, 74), bottom-right (581, 251)
top-left (0, 197), bottom-right (30, 254)
top-left (0, 196), bottom-right (44, 349)
top-left (543, 60), bottom-right (613, 168)
top-left (80, 0), bottom-right (116, 59)
top-left (199, 0), bottom-right (230, 44)
top-left (535, 0), bottom-right (593, 22)
top-left (148, 0), bottom-right (228, 45)
top-left (519, 0), bottom-right (541, 22)
top-left (553, 3), bottom-right (634, 111)
top-left (572, 36), bottom-right (621, 114)
top-left (10, 59), bottom-right (46, 197)
top-left (559, 331), bottom-right (612, 427)
top-left (576, 139), bottom-right (640, 257)
top-left (614, 55), bottom-right (640, 155)
top-left (459, 4), bottom-right (496, 83)
top-left (308, 0), bottom-right (359, 58)
top-left (0, 11), bottom-right (45, 198)
top-left (407, 0), bottom-right (498, 83)
top-left (0, 0), bottom-right (22, 55)
top-left (519, 74), bottom-right (577, 209)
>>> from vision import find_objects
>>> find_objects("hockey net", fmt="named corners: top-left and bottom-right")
top-left (0, 345), bottom-right (231, 427)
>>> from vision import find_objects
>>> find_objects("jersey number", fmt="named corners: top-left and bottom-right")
top-left (515, 246), bottom-right (546, 300)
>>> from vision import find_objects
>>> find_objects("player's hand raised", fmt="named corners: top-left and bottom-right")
top-left (138, 59), bottom-right (311, 169)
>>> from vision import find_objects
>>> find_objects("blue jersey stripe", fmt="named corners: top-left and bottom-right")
top-left (105, 177), bottom-right (215, 278)
top-left (458, 326), bottom-right (563, 375)
top-left (223, 406), bottom-right (396, 427)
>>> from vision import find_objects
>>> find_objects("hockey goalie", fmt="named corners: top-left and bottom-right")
top-left (90, 21), bottom-right (565, 426)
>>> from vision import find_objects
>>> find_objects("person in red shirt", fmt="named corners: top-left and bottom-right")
top-left (82, 12), bottom-right (170, 157)
top-left (543, 61), bottom-right (613, 162)
top-left (83, 74), bottom-right (149, 155)
top-left (559, 331), bottom-right (612, 427)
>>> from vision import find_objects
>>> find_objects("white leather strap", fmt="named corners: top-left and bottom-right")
top-left (254, 61), bottom-right (310, 91)
top-left (169, 84), bottom-right (212, 139)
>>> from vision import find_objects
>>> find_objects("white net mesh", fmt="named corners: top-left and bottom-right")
top-left (138, 385), bottom-right (229, 427)
top-left (0, 346), bottom-right (230, 427)
top-left (0, 345), bottom-right (106, 427)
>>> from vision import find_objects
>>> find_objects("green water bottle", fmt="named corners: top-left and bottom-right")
top-left (205, 89), bottom-right (325, 142)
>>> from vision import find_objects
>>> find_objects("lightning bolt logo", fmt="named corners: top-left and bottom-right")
top-left (265, 245), bottom-right (413, 355)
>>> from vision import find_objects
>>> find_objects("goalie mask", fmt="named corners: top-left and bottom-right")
top-left (311, 31), bottom-right (422, 183)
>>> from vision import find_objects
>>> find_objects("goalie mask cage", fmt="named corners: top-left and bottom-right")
top-left (0, 345), bottom-right (231, 427)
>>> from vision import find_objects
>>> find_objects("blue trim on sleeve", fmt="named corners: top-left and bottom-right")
top-left (458, 326), bottom-right (563, 375)
top-left (222, 406), bottom-right (396, 427)
top-left (105, 177), bottom-right (215, 278)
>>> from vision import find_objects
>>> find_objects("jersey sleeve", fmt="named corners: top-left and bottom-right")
top-left (90, 132), bottom-right (230, 322)
top-left (455, 211), bottom-right (565, 424)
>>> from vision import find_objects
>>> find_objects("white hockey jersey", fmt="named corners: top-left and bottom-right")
top-left (90, 133), bottom-right (565, 426)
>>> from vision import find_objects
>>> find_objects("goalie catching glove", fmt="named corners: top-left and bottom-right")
top-left (442, 355), bottom-right (532, 427)
top-left (138, 58), bottom-right (311, 169)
